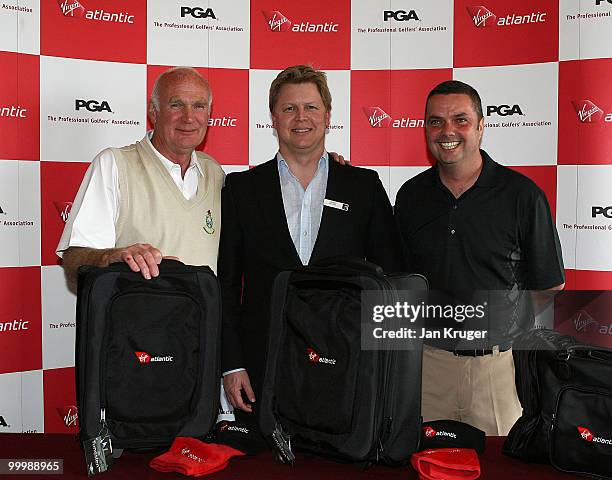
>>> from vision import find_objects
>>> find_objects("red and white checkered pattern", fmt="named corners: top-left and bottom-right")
top-left (1, 0), bottom-right (611, 433)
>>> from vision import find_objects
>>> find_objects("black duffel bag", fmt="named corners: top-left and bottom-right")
top-left (504, 328), bottom-right (612, 478)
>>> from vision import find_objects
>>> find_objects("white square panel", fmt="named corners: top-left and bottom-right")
top-left (147, 0), bottom-right (249, 68)
top-left (351, 0), bottom-right (391, 70)
top-left (42, 266), bottom-right (77, 370)
top-left (147, 0), bottom-right (209, 67)
top-left (454, 62), bottom-right (559, 166)
top-left (208, 0), bottom-right (250, 69)
top-left (0, 371), bottom-right (23, 433)
top-left (0, 160), bottom-right (41, 267)
top-left (0, 370), bottom-right (42, 433)
top-left (20, 370), bottom-right (44, 433)
top-left (0, 0), bottom-right (39, 55)
top-left (557, 166), bottom-right (578, 269)
top-left (249, 69), bottom-right (350, 166)
top-left (560, 0), bottom-right (612, 61)
top-left (352, 0), bottom-right (453, 70)
top-left (557, 165), bottom-right (612, 271)
top-left (40, 56), bottom-right (146, 163)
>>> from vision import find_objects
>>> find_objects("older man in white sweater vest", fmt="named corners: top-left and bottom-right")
top-left (57, 67), bottom-right (224, 285)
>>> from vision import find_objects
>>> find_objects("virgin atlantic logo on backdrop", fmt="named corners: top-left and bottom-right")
top-left (56, 0), bottom-right (135, 23)
top-left (58, 0), bottom-right (85, 18)
top-left (57, 406), bottom-right (79, 429)
top-left (0, 105), bottom-right (28, 118)
top-left (423, 426), bottom-right (437, 438)
top-left (262, 10), bottom-right (339, 33)
top-left (572, 100), bottom-right (605, 123)
top-left (363, 107), bottom-right (424, 128)
top-left (262, 11), bottom-right (293, 32)
top-left (466, 5), bottom-right (546, 27)
top-left (466, 6), bottom-right (497, 27)
top-left (572, 310), bottom-right (600, 333)
top-left (364, 107), bottom-right (393, 128)
top-left (53, 201), bottom-right (73, 223)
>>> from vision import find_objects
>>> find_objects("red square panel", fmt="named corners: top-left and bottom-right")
top-left (554, 290), bottom-right (612, 348)
top-left (510, 165), bottom-right (557, 217)
top-left (40, 162), bottom-right (90, 266)
top-left (564, 269), bottom-right (612, 291)
top-left (350, 69), bottom-right (451, 167)
top-left (0, 267), bottom-right (41, 374)
top-left (147, 66), bottom-right (249, 166)
top-left (43, 367), bottom-right (79, 434)
top-left (41, 0), bottom-right (146, 63)
top-left (558, 59), bottom-right (612, 165)
top-left (0, 52), bottom-right (39, 161)
top-left (454, 0), bottom-right (558, 67)
top-left (250, 0), bottom-right (350, 70)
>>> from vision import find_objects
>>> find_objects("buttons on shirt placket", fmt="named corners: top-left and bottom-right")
top-left (449, 203), bottom-right (458, 236)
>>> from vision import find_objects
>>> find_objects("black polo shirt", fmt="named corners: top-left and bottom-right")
top-left (394, 150), bottom-right (565, 299)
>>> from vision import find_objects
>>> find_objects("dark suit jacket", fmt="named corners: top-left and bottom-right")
top-left (218, 157), bottom-right (402, 392)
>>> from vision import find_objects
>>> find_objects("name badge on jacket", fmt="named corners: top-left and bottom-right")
top-left (324, 199), bottom-right (349, 212)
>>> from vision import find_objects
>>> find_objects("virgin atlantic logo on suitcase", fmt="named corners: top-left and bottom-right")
top-left (578, 426), bottom-right (612, 445)
top-left (134, 351), bottom-right (174, 364)
top-left (219, 421), bottom-right (250, 434)
top-left (306, 348), bottom-right (336, 365)
top-left (423, 426), bottom-right (457, 439)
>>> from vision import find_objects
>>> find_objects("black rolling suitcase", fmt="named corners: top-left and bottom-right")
top-left (259, 257), bottom-right (427, 466)
top-left (75, 260), bottom-right (221, 475)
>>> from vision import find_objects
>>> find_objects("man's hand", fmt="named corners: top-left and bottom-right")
top-left (223, 370), bottom-right (256, 413)
top-left (104, 243), bottom-right (163, 280)
top-left (329, 151), bottom-right (350, 165)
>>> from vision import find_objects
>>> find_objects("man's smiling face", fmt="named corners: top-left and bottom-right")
top-left (271, 82), bottom-right (330, 158)
top-left (425, 93), bottom-right (484, 168)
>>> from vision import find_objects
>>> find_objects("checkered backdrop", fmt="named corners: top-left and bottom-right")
top-left (1, 0), bottom-right (611, 434)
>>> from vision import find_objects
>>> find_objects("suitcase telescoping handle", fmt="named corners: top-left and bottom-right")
top-left (311, 256), bottom-right (383, 274)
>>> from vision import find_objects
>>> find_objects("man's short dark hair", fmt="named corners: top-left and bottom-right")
top-left (269, 65), bottom-right (332, 113)
top-left (426, 80), bottom-right (483, 119)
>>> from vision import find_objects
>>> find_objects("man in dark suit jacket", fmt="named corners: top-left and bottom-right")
top-left (219, 65), bottom-right (402, 414)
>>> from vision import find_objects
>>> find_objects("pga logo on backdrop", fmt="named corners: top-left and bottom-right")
top-left (486, 104), bottom-right (525, 117)
top-left (75, 99), bottom-right (112, 113)
top-left (180, 6), bottom-right (216, 19)
top-left (383, 10), bottom-right (419, 21)
top-left (592, 206), bottom-right (612, 218)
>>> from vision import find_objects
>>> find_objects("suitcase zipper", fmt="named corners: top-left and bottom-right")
top-left (361, 272), bottom-right (399, 462)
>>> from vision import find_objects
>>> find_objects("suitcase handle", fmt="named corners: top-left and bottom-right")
top-left (311, 256), bottom-right (383, 274)
top-left (587, 349), bottom-right (612, 362)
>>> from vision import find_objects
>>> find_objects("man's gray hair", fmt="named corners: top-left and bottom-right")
top-left (150, 66), bottom-right (212, 111)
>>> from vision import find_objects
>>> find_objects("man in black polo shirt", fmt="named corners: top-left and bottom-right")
top-left (394, 80), bottom-right (565, 435)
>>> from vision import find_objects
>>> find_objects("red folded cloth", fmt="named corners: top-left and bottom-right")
top-left (150, 437), bottom-right (245, 477)
top-left (411, 448), bottom-right (481, 480)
